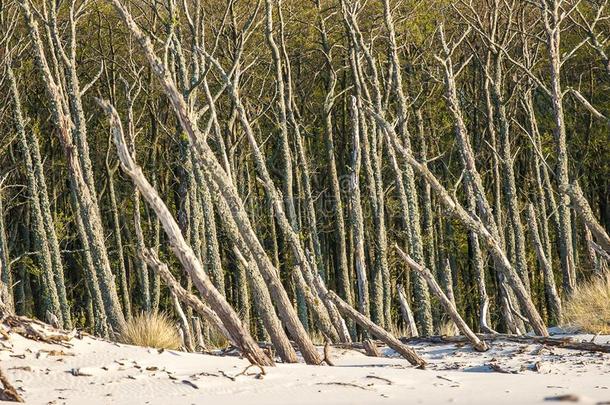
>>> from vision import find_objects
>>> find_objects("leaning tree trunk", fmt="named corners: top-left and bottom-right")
top-left (397, 284), bottom-right (418, 337)
top-left (194, 164), bottom-right (225, 295)
top-left (568, 183), bottom-right (610, 255)
top-left (99, 99), bottom-right (273, 367)
top-left (232, 247), bottom-right (298, 363)
top-left (370, 109), bottom-right (548, 336)
top-left (19, 0), bottom-right (126, 333)
top-left (396, 247), bottom-right (489, 352)
top-left (142, 248), bottom-right (232, 345)
top-left (7, 64), bottom-right (63, 325)
top-left (327, 291), bottom-right (426, 367)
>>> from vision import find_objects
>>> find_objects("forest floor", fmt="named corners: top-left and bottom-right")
top-left (1, 323), bottom-right (609, 404)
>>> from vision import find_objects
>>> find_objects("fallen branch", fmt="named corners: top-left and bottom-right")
top-left (2, 315), bottom-right (74, 347)
top-left (234, 364), bottom-right (266, 379)
top-left (366, 375), bottom-right (393, 385)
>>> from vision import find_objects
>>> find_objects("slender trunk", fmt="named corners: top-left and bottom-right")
top-left (383, 0), bottom-right (433, 334)
top-left (464, 178), bottom-right (493, 333)
top-left (544, 2), bottom-right (576, 294)
top-left (397, 284), bottom-right (418, 337)
top-left (490, 72), bottom-right (531, 292)
top-left (526, 204), bottom-right (562, 324)
top-left (106, 162), bottom-right (132, 320)
top-left (0, 188), bottom-right (13, 312)
top-left (173, 293), bottom-right (194, 352)
top-left (316, 6), bottom-right (353, 314)
top-left (348, 97), bottom-right (370, 320)
top-left (124, 84), bottom-right (151, 312)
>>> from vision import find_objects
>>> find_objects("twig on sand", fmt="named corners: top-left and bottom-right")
top-left (218, 371), bottom-right (237, 381)
top-left (544, 394), bottom-right (580, 402)
top-left (436, 375), bottom-right (459, 384)
top-left (366, 375), bottom-right (393, 385)
top-left (234, 364), bottom-right (266, 379)
top-left (487, 363), bottom-right (518, 374)
top-left (316, 382), bottom-right (371, 391)
top-left (181, 380), bottom-right (199, 389)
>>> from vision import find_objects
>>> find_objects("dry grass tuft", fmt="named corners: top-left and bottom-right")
top-left (119, 312), bottom-right (182, 350)
top-left (563, 273), bottom-right (610, 334)
top-left (205, 325), bottom-right (229, 349)
top-left (438, 320), bottom-right (459, 337)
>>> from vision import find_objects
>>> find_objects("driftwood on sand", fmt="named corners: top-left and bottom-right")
top-left (400, 334), bottom-right (610, 354)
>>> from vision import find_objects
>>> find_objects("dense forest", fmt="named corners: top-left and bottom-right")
top-left (0, 0), bottom-right (608, 366)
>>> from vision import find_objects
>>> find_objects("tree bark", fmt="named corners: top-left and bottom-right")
top-left (568, 183), bottom-right (610, 255)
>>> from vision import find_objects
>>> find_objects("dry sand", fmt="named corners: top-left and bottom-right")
top-left (1, 326), bottom-right (608, 404)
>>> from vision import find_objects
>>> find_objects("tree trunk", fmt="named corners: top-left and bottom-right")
top-left (371, 110), bottom-right (548, 336)
top-left (327, 291), bottom-right (426, 367)
top-left (526, 204), bottom-right (562, 324)
top-left (100, 99), bottom-right (273, 367)
top-left (396, 247), bottom-right (489, 352)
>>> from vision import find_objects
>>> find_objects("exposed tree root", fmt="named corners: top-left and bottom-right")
top-left (0, 367), bottom-right (24, 402)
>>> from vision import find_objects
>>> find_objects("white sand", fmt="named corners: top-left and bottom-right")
top-left (1, 328), bottom-right (609, 405)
